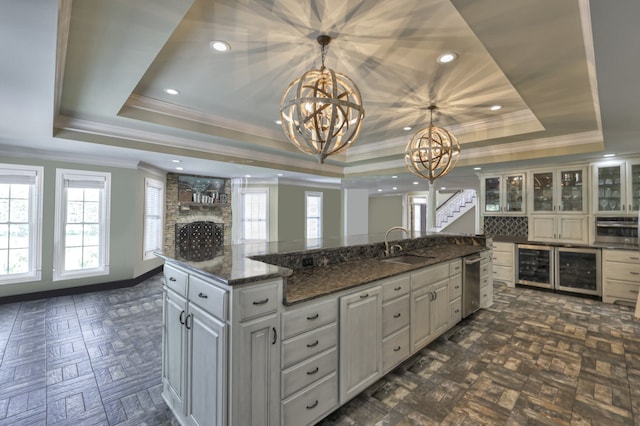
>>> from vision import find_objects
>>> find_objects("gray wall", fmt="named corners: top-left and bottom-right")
top-left (1, 156), bottom-right (162, 298)
top-left (368, 195), bottom-right (404, 235)
top-left (440, 207), bottom-right (476, 234)
top-left (277, 184), bottom-right (342, 242)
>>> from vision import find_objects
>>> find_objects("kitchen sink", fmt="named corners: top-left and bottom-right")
top-left (380, 254), bottom-right (436, 265)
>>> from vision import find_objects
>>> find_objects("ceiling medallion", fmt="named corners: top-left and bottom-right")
top-left (404, 105), bottom-right (461, 184)
top-left (280, 35), bottom-right (365, 164)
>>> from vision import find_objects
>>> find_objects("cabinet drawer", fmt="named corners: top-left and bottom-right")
top-left (604, 250), bottom-right (640, 264)
top-left (164, 264), bottom-right (187, 297)
top-left (188, 275), bottom-right (227, 320)
top-left (282, 323), bottom-right (337, 369)
top-left (603, 278), bottom-right (640, 303)
top-left (412, 262), bottom-right (449, 291)
top-left (282, 298), bottom-right (337, 340)
top-left (449, 274), bottom-right (462, 300)
top-left (382, 326), bottom-right (410, 373)
top-left (281, 348), bottom-right (337, 399)
top-left (492, 251), bottom-right (513, 267)
top-left (382, 294), bottom-right (410, 337)
top-left (237, 281), bottom-right (279, 321)
top-left (493, 265), bottom-right (513, 282)
top-left (480, 285), bottom-right (492, 308)
top-left (381, 274), bottom-right (411, 302)
top-left (480, 261), bottom-right (490, 278)
top-left (282, 373), bottom-right (338, 426)
top-left (605, 262), bottom-right (640, 283)
top-left (449, 259), bottom-right (462, 276)
top-left (480, 274), bottom-right (491, 289)
top-left (450, 298), bottom-right (462, 324)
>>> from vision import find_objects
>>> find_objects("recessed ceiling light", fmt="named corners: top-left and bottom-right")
top-left (171, 159), bottom-right (181, 163)
top-left (275, 120), bottom-right (282, 125)
top-left (440, 187), bottom-right (446, 190)
top-left (603, 153), bottom-right (615, 158)
top-left (164, 88), bottom-right (180, 95)
top-left (392, 175), bottom-right (398, 179)
top-left (403, 126), bottom-right (412, 131)
top-left (437, 52), bottom-right (457, 64)
top-left (413, 181), bottom-right (419, 185)
top-left (175, 166), bottom-right (183, 171)
top-left (392, 187), bottom-right (397, 190)
top-left (489, 105), bottom-right (502, 111)
top-left (244, 174), bottom-right (251, 178)
top-left (277, 173), bottom-right (284, 177)
top-left (210, 40), bottom-right (231, 52)
top-left (473, 167), bottom-right (482, 171)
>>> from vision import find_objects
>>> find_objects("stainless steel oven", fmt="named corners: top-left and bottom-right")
top-left (594, 216), bottom-right (638, 244)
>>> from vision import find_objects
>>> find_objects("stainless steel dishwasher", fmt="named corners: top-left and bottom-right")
top-left (462, 254), bottom-right (482, 318)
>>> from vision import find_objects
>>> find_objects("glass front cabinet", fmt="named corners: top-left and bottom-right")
top-left (592, 159), bottom-right (640, 214)
top-left (481, 173), bottom-right (526, 215)
top-left (529, 166), bottom-right (587, 214)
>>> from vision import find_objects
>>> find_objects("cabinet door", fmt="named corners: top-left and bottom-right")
top-left (557, 216), bottom-right (588, 245)
top-left (236, 314), bottom-right (280, 426)
top-left (627, 161), bottom-right (640, 212)
top-left (594, 163), bottom-right (625, 213)
top-left (430, 280), bottom-right (449, 336)
top-left (339, 286), bottom-right (381, 405)
top-left (187, 303), bottom-right (227, 426)
top-left (531, 171), bottom-right (554, 213)
top-left (504, 174), bottom-right (525, 213)
top-left (558, 167), bottom-right (587, 213)
top-left (163, 289), bottom-right (187, 412)
top-left (410, 286), bottom-right (432, 351)
top-left (483, 176), bottom-right (501, 214)
top-left (528, 215), bottom-right (556, 242)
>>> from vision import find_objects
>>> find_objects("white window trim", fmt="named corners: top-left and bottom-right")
top-left (53, 169), bottom-right (111, 281)
top-left (305, 191), bottom-right (323, 242)
top-left (143, 177), bottom-right (165, 260)
top-left (239, 187), bottom-right (269, 243)
top-left (0, 164), bottom-right (43, 284)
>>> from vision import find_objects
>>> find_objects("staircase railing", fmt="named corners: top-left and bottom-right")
top-left (435, 189), bottom-right (476, 230)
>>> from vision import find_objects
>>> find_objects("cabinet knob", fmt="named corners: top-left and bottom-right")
top-left (198, 292), bottom-right (208, 299)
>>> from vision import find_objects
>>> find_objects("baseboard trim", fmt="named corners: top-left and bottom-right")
top-left (0, 265), bottom-right (164, 305)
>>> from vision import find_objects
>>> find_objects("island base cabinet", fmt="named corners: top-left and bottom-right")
top-left (281, 373), bottom-right (338, 426)
top-left (339, 286), bottom-right (382, 405)
top-left (162, 289), bottom-right (187, 413)
top-left (410, 279), bottom-right (448, 351)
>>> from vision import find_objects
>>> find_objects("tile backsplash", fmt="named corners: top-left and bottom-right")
top-left (483, 216), bottom-right (528, 237)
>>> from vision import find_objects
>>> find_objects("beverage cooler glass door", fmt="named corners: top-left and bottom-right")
top-left (516, 245), bottom-right (554, 289)
top-left (555, 248), bottom-right (601, 296)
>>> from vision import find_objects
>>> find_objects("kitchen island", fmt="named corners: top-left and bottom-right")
top-left (156, 233), bottom-right (491, 426)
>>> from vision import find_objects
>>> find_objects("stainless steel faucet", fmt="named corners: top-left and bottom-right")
top-left (384, 226), bottom-right (410, 257)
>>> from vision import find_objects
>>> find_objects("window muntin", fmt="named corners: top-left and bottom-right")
top-left (144, 177), bottom-right (164, 259)
top-left (0, 165), bottom-right (43, 284)
top-left (240, 189), bottom-right (268, 242)
top-left (54, 170), bottom-right (110, 280)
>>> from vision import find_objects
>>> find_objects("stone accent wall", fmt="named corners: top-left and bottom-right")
top-left (164, 173), bottom-right (232, 256)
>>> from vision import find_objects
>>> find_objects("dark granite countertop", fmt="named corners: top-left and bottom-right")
top-left (284, 244), bottom-right (487, 305)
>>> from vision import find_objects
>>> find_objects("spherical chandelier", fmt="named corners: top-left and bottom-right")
top-left (280, 35), bottom-right (365, 164)
top-left (404, 106), bottom-right (461, 184)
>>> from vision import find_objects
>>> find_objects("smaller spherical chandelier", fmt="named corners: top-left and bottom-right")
top-left (404, 106), bottom-right (461, 184)
top-left (280, 35), bottom-right (365, 164)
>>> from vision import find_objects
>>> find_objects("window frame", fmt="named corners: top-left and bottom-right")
top-left (239, 188), bottom-right (269, 243)
top-left (143, 177), bottom-right (165, 260)
top-left (305, 191), bottom-right (323, 241)
top-left (53, 169), bottom-right (111, 281)
top-left (0, 164), bottom-right (44, 284)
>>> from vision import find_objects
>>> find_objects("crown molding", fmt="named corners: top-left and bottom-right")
top-left (0, 145), bottom-right (139, 170)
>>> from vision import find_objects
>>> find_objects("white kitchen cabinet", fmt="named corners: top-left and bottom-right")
top-left (479, 250), bottom-right (493, 308)
top-left (602, 249), bottom-right (640, 305)
top-left (529, 166), bottom-right (587, 214)
top-left (410, 262), bottom-right (450, 351)
top-left (449, 259), bottom-right (462, 324)
top-left (481, 172), bottom-right (526, 215)
top-left (592, 159), bottom-right (640, 214)
top-left (163, 286), bottom-right (187, 412)
top-left (339, 285), bottom-right (382, 404)
top-left (528, 214), bottom-right (589, 245)
top-left (492, 242), bottom-right (515, 287)
top-left (380, 274), bottom-right (411, 374)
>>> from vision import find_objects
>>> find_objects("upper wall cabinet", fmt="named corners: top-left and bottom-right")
top-left (481, 173), bottom-right (526, 215)
top-left (592, 159), bottom-right (640, 214)
top-left (529, 166), bottom-right (587, 214)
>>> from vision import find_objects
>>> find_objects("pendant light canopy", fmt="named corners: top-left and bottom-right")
top-left (404, 106), bottom-right (461, 183)
top-left (280, 35), bottom-right (365, 164)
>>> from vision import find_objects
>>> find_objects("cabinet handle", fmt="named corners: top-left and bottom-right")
top-left (433, 291), bottom-right (437, 300)
top-left (629, 257), bottom-right (639, 260)
top-left (272, 327), bottom-right (277, 345)
top-left (306, 340), bottom-right (319, 348)
top-left (169, 277), bottom-right (177, 282)
top-left (394, 346), bottom-right (402, 352)
top-left (393, 313), bottom-right (401, 318)
top-left (198, 292), bottom-right (208, 299)
top-left (253, 298), bottom-right (269, 305)
top-left (454, 309), bottom-right (460, 313)
top-left (630, 272), bottom-right (639, 276)
top-left (306, 367), bottom-right (319, 375)
top-left (360, 293), bottom-right (369, 299)
top-left (454, 285), bottom-right (460, 289)
top-left (306, 400), bottom-right (319, 410)
top-left (306, 313), bottom-right (319, 320)
top-left (394, 286), bottom-right (402, 291)
top-left (630, 290), bottom-right (639, 294)
top-left (185, 314), bottom-right (192, 330)
top-left (179, 310), bottom-right (186, 325)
